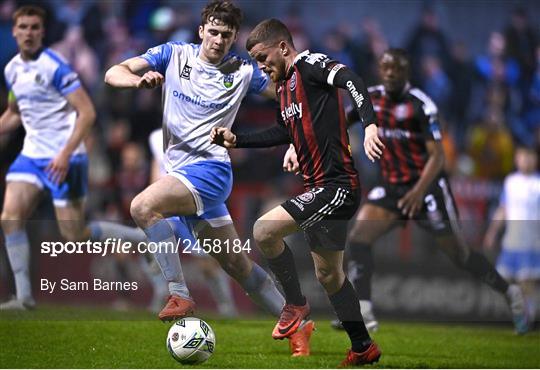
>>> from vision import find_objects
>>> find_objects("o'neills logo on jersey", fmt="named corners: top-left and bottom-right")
top-left (281, 102), bottom-right (302, 121)
top-left (346, 80), bottom-right (364, 109)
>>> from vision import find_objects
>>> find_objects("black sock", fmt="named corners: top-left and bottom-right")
top-left (348, 242), bottom-right (373, 300)
top-left (267, 242), bottom-right (306, 306)
top-left (463, 251), bottom-right (509, 293)
top-left (329, 279), bottom-right (371, 353)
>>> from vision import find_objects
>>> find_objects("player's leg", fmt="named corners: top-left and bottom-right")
top-left (345, 203), bottom-right (400, 331)
top-left (130, 176), bottom-right (199, 320)
top-left (424, 177), bottom-right (529, 333)
top-left (198, 220), bottom-right (285, 317)
top-left (310, 248), bottom-right (381, 366)
top-left (0, 181), bottom-right (42, 309)
top-left (253, 205), bottom-right (308, 339)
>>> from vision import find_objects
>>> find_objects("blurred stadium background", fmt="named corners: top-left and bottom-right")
top-left (1, 0), bottom-right (540, 325)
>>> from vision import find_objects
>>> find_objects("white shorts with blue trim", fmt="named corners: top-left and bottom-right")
top-left (169, 160), bottom-right (233, 228)
top-left (6, 154), bottom-right (88, 207)
top-left (496, 248), bottom-right (540, 281)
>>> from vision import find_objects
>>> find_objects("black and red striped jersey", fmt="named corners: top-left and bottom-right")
top-left (276, 50), bottom-right (364, 190)
top-left (369, 84), bottom-right (442, 184)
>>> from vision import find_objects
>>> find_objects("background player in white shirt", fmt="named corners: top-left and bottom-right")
top-left (485, 145), bottom-right (540, 328)
top-left (0, 5), bottom-right (149, 311)
top-left (105, 1), bottom-right (312, 355)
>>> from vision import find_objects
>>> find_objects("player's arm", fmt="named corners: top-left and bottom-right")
top-left (0, 91), bottom-right (22, 135)
top-left (327, 64), bottom-right (384, 162)
top-left (397, 140), bottom-right (445, 217)
top-left (210, 124), bottom-right (290, 149)
top-left (483, 206), bottom-right (506, 250)
top-left (104, 56), bottom-right (163, 89)
top-left (46, 87), bottom-right (96, 184)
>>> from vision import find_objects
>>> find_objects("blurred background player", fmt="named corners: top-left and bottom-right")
top-left (105, 1), bottom-right (311, 356)
top-left (333, 48), bottom-right (530, 334)
top-left (211, 18), bottom-right (385, 366)
top-left (484, 145), bottom-right (540, 328)
top-left (148, 128), bottom-right (237, 317)
top-left (0, 5), bottom-right (152, 311)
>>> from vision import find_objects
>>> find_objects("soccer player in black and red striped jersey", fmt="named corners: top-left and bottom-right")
top-left (211, 18), bottom-right (384, 366)
top-left (333, 48), bottom-right (529, 335)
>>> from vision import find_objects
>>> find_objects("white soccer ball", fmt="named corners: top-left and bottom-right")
top-left (166, 317), bottom-right (216, 364)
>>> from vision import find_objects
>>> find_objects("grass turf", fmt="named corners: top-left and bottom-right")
top-left (1, 306), bottom-right (539, 368)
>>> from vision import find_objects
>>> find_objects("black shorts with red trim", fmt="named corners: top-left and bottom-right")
top-left (282, 186), bottom-right (360, 251)
top-left (365, 176), bottom-right (459, 235)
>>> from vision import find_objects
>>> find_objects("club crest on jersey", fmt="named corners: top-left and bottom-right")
top-left (180, 64), bottom-right (192, 80)
top-left (296, 191), bottom-right (315, 204)
top-left (289, 72), bottom-right (297, 91)
top-left (34, 73), bottom-right (44, 85)
top-left (223, 74), bottom-right (234, 88)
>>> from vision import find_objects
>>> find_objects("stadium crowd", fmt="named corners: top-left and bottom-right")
top-left (0, 0), bottom-right (538, 317)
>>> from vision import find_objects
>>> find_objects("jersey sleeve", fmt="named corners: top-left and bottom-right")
top-left (140, 43), bottom-right (174, 75)
top-left (247, 59), bottom-right (269, 94)
top-left (52, 62), bottom-right (81, 96)
top-left (413, 90), bottom-right (442, 141)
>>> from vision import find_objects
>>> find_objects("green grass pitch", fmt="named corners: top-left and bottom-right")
top-left (1, 306), bottom-right (539, 368)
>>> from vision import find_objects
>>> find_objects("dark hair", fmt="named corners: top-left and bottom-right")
top-left (246, 18), bottom-right (294, 51)
top-left (12, 5), bottom-right (46, 25)
top-left (201, 1), bottom-right (242, 31)
top-left (381, 48), bottom-right (410, 65)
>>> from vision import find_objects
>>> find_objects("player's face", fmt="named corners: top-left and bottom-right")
top-left (379, 53), bottom-right (409, 94)
top-left (515, 148), bottom-right (538, 174)
top-left (12, 15), bottom-right (44, 57)
top-left (249, 42), bottom-right (286, 82)
top-left (199, 18), bottom-right (237, 64)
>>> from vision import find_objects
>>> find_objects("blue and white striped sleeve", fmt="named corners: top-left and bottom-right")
top-left (140, 43), bottom-right (174, 75)
top-left (247, 59), bottom-right (269, 95)
top-left (52, 62), bottom-right (81, 96)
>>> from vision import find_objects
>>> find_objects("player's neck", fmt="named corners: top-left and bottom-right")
top-left (20, 46), bottom-right (44, 61)
top-left (284, 50), bottom-right (298, 78)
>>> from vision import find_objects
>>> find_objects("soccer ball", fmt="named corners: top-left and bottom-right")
top-left (166, 317), bottom-right (216, 364)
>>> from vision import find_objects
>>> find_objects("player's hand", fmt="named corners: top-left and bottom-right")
top-left (46, 150), bottom-right (70, 185)
top-left (210, 127), bottom-right (237, 148)
top-left (136, 71), bottom-right (164, 89)
top-left (398, 188), bottom-right (424, 218)
top-left (364, 123), bottom-right (385, 162)
top-left (283, 144), bottom-right (300, 174)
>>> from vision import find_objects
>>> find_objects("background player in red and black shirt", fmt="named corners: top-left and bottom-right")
top-left (211, 18), bottom-right (384, 367)
top-left (338, 48), bottom-right (529, 335)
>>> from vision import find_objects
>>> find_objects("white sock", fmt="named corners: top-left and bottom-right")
top-left (89, 221), bottom-right (146, 243)
top-left (5, 231), bottom-right (33, 302)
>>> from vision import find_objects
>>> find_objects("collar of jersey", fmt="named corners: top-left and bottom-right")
top-left (285, 49), bottom-right (309, 79)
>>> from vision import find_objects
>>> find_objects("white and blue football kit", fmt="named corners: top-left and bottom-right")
top-left (141, 42), bottom-right (268, 226)
top-left (496, 172), bottom-right (540, 281)
top-left (4, 48), bottom-right (87, 206)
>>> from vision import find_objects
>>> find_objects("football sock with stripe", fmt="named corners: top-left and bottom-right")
top-left (267, 242), bottom-right (306, 306)
top-left (239, 263), bottom-right (285, 316)
top-left (329, 278), bottom-right (372, 353)
top-left (143, 219), bottom-right (191, 299)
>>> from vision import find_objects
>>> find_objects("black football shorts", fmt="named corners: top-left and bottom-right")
top-left (282, 186), bottom-right (360, 251)
top-left (365, 176), bottom-right (460, 235)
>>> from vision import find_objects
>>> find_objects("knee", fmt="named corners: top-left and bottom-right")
top-left (1, 210), bottom-right (25, 233)
top-left (58, 226), bottom-right (87, 242)
top-left (214, 253), bottom-right (249, 281)
top-left (253, 219), bottom-right (280, 250)
top-left (315, 265), bottom-right (344, 290)
top-left (130, 195), bottom-right (154, 227)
